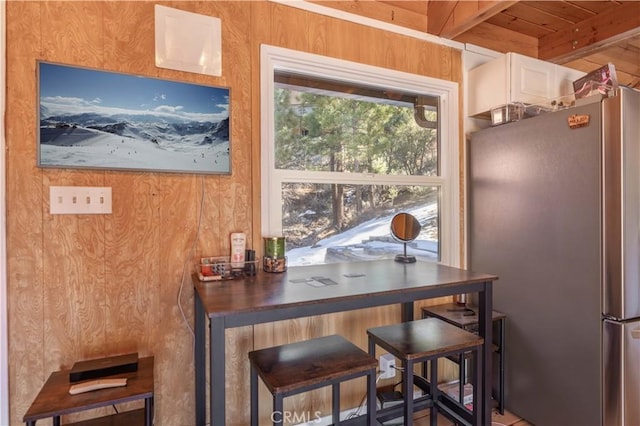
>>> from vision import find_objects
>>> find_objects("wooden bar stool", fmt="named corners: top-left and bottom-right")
top-left (367, 318), bottom-right (484, 426)
top-left (249, 334), bottom-right (377, 426)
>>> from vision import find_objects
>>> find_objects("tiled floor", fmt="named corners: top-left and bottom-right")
top-left (309, 405), bottom-right (533, 425)
top-left (372, 381), bottom-right (534, 426)
top-left (413, 408), bottom-right (534, 426)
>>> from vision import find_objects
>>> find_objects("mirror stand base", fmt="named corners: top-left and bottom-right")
top-left (394, 254), bottom-right (416, 263)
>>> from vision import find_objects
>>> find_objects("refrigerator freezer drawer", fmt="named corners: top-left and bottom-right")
top-left (603, 318), bottom-right (640, 426)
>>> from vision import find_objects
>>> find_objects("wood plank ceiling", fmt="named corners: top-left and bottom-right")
top-left (317, 1), bottom-right (640, 88)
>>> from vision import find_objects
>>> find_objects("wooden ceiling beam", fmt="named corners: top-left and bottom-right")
top-left (427, 0), bottom-right (518, 39)
top-left (453, 21), bottom-right (538, 58)
top-left (426, 1), bottom-right (457, 36)
top-left (538, 2), bottom-right (640, 62)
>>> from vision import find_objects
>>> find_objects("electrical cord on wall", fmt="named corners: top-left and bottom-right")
top-left (346, 363), bottom-right (408, 419)
top-left (345, 373), bottom-right (382, 419)
top-left (177, 175), bottom-right (206, 344)
top-left (177, 177), bottom-right (213, 426)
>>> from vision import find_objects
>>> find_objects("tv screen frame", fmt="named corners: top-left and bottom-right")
top-left (37, 61), bottom-right (231, 175)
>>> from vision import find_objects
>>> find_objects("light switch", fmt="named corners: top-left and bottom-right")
top-left (49, 186), bottom-right (112, 214)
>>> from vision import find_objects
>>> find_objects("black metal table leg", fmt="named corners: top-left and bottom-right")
top-left (479, 281), bottom-right (493, 426)
top-left (211, 317), bottom-right (226, 425)
top-left (194, 291), bottom-right (206, 426)
top-left (145, 397), bottom-right (153, 426)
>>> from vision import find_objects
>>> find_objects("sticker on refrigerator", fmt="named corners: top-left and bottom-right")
top-left (568, 114), bottom-right (590, 129)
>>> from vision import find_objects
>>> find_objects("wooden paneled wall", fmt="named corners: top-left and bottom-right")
top-left (6, 2), bottom-right (462, 425)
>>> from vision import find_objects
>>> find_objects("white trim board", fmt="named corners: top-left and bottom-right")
top-left (269, 0), bottom-right (464, 51)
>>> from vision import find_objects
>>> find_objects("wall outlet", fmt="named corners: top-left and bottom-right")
top-left (49, 186), bottom-right (112, 214)
top-left (379, 353), bottom-right (396, 379)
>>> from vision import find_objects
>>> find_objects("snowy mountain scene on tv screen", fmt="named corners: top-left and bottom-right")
top-left (37, 61), bottom-right (230, 174)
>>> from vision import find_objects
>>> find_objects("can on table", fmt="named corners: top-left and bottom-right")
top-left (263, 236), bottom-right (285, 259)
top-left (263, 256), bottom-right (287, 273)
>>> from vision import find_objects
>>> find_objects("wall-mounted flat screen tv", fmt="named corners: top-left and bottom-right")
top-left (37, 61), bottom-right (230, 174)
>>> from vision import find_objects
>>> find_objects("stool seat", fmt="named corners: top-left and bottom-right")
top-left (367, 317), bottom-right (484, 361)
top-left (249, 334), bottom-right (377, 425)
top-left (249, 334), bottom-right (377, 395)
top-left (367, 318), bottom-right (484, 426)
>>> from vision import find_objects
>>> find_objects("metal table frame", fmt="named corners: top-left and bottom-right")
top-left (193, 260), bottom-right (496, 426)
top-left (421, 303), bottom-right (506, 415)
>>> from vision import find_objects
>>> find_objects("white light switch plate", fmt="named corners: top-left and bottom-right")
top-left (49, 186), bottom-right (112, 214)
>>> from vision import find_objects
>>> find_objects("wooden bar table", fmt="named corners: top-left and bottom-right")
top-left (193, 260), bottom-right (497, 426)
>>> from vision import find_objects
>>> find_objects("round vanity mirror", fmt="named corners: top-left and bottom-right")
top-left (390, 213), bottom-right (421, 263)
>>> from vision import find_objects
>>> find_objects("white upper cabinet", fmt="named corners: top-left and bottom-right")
top-left (467, 52), bottom-right (584, 118)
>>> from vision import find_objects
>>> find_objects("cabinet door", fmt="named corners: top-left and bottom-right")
top-left (467, 54), bottom-right (508, 117)
top-left (509, 53), bottom-right (554, 105)
top-left (556, 65), bottom-right (583, 98)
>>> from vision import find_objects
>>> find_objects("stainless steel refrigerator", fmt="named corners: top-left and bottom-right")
top-left (468, 87), bottom-right (639, 426)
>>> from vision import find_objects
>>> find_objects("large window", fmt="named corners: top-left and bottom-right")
top-left (261, 45), bottom-right (460, 267)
